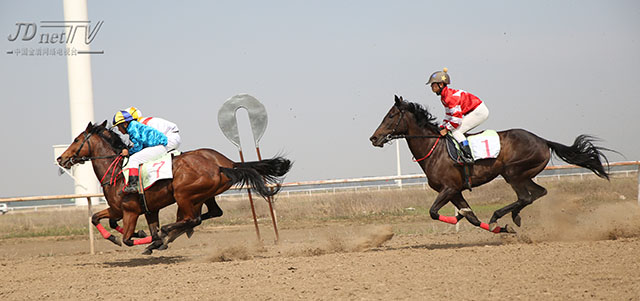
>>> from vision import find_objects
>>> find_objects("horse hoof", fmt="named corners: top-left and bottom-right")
top-left (108, 235), bottom-right (122, 247)
top-left (489, 222), bottom-right (498, 232)
top-left (160, 226), bottom-right (169, 236)
top-left (512, 214), bottom-right (522, 227)
top-left (141, 249), bottom-right (153, 255)
top-left (504, 224), bottom-right (517, 234)
top-left (158, 244), bottom-right (168, 251)
top-left (458, 208), bottom-right (472, 217)
top-left (137, 230), bottom-right (148, 238)
top-left (186, 228), bottom-right (194, 238)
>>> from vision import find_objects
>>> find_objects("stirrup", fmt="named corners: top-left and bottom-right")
top-left (124, 184), bottom-right (138, 194)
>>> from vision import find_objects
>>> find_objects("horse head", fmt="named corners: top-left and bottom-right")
top-left (369, 95), bottom-right (412, 147)
top-left (56, 120), bottom-right (118, 169)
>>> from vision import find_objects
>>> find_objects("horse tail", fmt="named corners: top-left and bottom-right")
top-left (220, 156), bottom-right (293, 198)
top-left (545, 135), bottom-right (611, 180)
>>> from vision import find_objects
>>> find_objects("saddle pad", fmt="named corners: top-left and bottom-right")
top-left (445, 130), bottom-right (500, 162)
top-left (467, 130), bottom-right (500, 160)
top-left (124, 151), bottom-right (180, 190)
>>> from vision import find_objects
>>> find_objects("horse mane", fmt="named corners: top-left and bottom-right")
top-left (401, 101), bottom-right (441, 133)
top-left (90, 122), bottom-right (128, 151)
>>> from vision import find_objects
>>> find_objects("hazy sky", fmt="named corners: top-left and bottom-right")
top-left (1, 1), bottom-right (639, 197)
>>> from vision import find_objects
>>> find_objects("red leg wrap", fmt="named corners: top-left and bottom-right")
top-left (438, 215), bottom-right (458, 224)
top-left (115, 226), bottom-right (124, 234)
top-left (96, 224), bottom-right (112, 239)
top-left (133, 236), bottom-right (153, 245)
top-left (480, 222), bottom-right (501, 233)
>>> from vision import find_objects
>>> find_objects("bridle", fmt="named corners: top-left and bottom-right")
top-left (383, 106), bottom-right (444, 162)
top-left (385, 107), bottom-right (441, 142)
top-left (68, 130), bottom-right (119, 165)
top-left (68, 128), bottom-right (125, 187)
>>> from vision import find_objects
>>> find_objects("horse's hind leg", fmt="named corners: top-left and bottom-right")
top-left (161, 216), bottom-right (202, 248)
top-left (510, 179), bottom-right (547, 226)
top-left (184, 198), bottom-right (223, 238)
top-left (488, 194), bottom-right (524, 231)
top-left (489, 179), bottom-right (547, 230)
top-left (201, 197), bottom-right (223, 220)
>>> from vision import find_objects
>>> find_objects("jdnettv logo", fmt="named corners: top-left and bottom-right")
top-left (6, 20), bottom-right (104, 56)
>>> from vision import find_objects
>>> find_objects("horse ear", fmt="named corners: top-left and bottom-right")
top-left (394, 95), bottom-right (401, 105)
top-left (85, 121), bottom-right (93, 131)
top-left (100, 120), bottom-right (107, 128)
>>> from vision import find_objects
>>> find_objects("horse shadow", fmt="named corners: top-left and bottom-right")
top-left (100, 255), bottom-right (188, 268)
top-left (369, 240), bottom-right (504, 252)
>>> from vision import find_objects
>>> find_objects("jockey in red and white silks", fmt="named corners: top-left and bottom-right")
top-left (426, 67), bottom-right (489, 164)
top-left (439, 86), bottom-right (489, 144)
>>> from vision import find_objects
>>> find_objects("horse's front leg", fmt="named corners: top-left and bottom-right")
top-left (450, 193), bottom-right (515, 234)
top-left (429, 188), bottom-right (464, 225)
top-left (109, 218), bottom-right (147, 238)
top-left (120, 195), bottom-right (152, 247)
top-left (92, 208), bottom-right (122, 246)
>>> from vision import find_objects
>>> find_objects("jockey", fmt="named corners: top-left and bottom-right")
top-left (124, 107), bottom-right (181, 152)
top-left (113, 110), bottom-right (168, 194)
top-left (426, 67), bottom-right (489, 164)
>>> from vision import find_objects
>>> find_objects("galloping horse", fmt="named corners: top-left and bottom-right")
top-left (370, 96), bottom-right (610, 233)
top-left (57, 121), bottom-right (292, 254)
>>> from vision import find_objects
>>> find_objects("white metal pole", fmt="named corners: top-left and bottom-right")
top-left (63, 0), bottom-right (99, 206)
top-left (87, 197), bottom-right (95, 255)
top-left (396, 141), bottom-right (402, 188)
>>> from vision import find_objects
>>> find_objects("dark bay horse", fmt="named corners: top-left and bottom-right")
top-left (57, 121), bottom-right (292, 254)
top-left (370, 96), bottom-right (610, 233)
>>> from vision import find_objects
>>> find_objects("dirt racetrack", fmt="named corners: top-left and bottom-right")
top-left (1, 196), bottom-right (640, 301)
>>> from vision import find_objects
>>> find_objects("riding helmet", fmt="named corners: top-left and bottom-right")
top-left (124, 106), bottom-right (143, 121)
top-left (113, 110), bottom-right (135, 126)
top-left (426, 67), bottom-right (451, 85)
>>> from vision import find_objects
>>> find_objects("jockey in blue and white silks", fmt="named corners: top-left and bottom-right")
top-left (123, 106), bottom-right (181, 152)
top-left (126, 120), bottom-right (168, 154)
top-left (113, 110), bottom-right (168, 194)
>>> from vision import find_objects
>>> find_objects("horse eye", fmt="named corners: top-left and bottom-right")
top-left (388, 113), bottom-right (395, 118)
top-left (74, 139), bottom-right (78, 143)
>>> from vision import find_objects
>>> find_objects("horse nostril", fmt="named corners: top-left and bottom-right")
top-left (56, 157), bottom-right (62, 163)
top-left (370, 136), bottom-right (377, 143)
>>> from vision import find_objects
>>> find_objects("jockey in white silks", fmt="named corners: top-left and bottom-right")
top-left (123, 107), bottom-right (181, 152)
top-left (112, 110), bottom-right (167, 194)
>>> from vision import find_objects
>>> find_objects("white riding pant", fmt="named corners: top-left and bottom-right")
top-left (165, 132), bottom-right (181, 152)
top-left (124, 145), bottom-right (167, 170)
top-left (452, 102), bottom-right (489, 143)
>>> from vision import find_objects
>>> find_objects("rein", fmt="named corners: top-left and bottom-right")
top-left (99, 155), bottom-right (124, 186)
top-left (69, 128), bottom-right (124, 186)
top-left (413, 137), bottom-right (440, 162)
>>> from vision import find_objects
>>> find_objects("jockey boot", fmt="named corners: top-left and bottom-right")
top-left (124, 175), bottom-right (139, 194)
top-left (124, 168), bottom-right (139, 194)
top-left (460, 142), bottom-right (475, 165)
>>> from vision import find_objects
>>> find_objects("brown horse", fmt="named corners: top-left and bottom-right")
top-left (57, 121), bottom-right (292, 254)
top-left (370, 96), bottom-right (610, 233)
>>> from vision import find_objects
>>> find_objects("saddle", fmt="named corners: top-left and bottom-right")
top-left (445, 130), bottom-right (501, 164)
top-left (123, 150), bottom-right (181, 190)
top-left (444, 130), bottom-right (501, 191)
